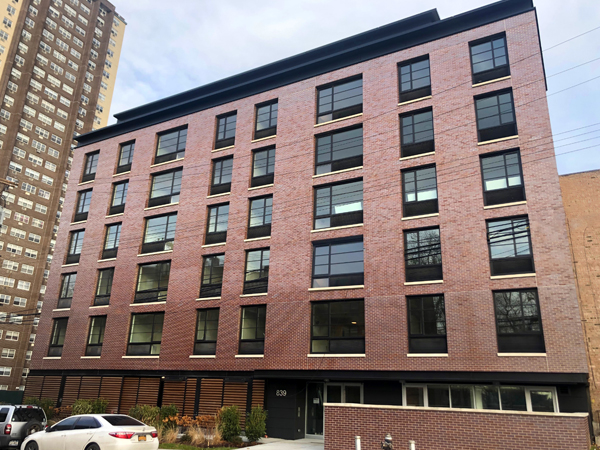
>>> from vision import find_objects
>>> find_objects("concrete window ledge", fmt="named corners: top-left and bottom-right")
top-left (150, 157), bottom-right (184, 168)
top-left (490, 273), bottom-right (535, 280)
top-left (314, 113), bottom-right (362, 128)
top-left (235, 354), bottom-right (264, 358)
top-left (202, 242), bottom-right (226, 248)
top-left (189, 355), bottom-right (216, 359)
top-left (313, 166), bottom-right (363, 179)
top-left (122, 355), bottom-right (159, 359)
top-left (196, 297), bottom-right (221, 301)
top-left (311, 224), bottom-right (363, 233)
top-left (402, 213), bottom-right (439, 221)
top-left (404, 280), bottom-right (443, 286)
top-left (251, 135), bottom-right (276, 143)
top-left (43, 357), bottom-right (61, 360)
top-left (144, 202), bottom-right (179, 211)
top-left (129, 301), bottom-right (166, 306)
top-left (307, 354), bottom-right (366, 358)
top-left (407, 353), bottom-right (448, 357)
top-left (399, 152), bottom-right (435, 161)
top-left (483, 201), bottom-right (526, 210)
top-left (80, 356), bottom-right (100, 359)
top-left (137, 250), bottom-right (173, 257)
top-left (52, 308), bottom-right (70, 312)
top-left (309, 285), bottom-right (364, 292)
top-left (240, 293), bottom-right (268, 297)
top-left (497, 353), bottom-right (547, 357)
top-left (477, 135), bottom-right (518, 146)
top-left (398, 95), bottom-right (432, 106)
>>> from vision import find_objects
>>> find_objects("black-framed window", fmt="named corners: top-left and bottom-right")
top-left (244, 248), bottom-right (269, 294)
top-left (312, 237), bottom-right (364, 288)
top-left (255, 100), bottom-right (278, 139)
top-left (82, 151), bottom-right (99, 182)
top-left (58, 273), bottom-right (76, 309)
top-left (311, 299), bottom-right (365, 354)
top-left (48, 318), bottom-right (68, 356)
top-left (239, 305), bottom-right (266, 355)
top-left (470, 34), bottom-right (510, 84)
top-left (117, 141), bottom-right (134, 174)
top-left (135, 261), bottom-right (170, 303)
top-left (211, 156), bottom-right (233, 195)
top-left (404, 228), bottom-right (442, 282)
top-left (494, 289), bottom-right (545, 353)
top-left (205, 203), bottom-right (229, 245)
top-left (399, 56), bottom-right (431, 103)
top-left (475, 89), bottom-right (517, 142)
top-left (248, 196), bottom-right (272, 239)
top-left (109, 180), bottom-right (128, 215)
top-left (200, 254), bottom-right (225, 298)
top-left (194, 308), bottom-right (219, 355)
top-left (480, 150), bottom-right (525, 206)
top-left (155, 127), bottom-right (187, 164)
top-left (314, 180), bottom-right (363, 230)
top-left (66, 230), bottom-right (84, 264)
top-left (102, 223), bottom-right (121, 259)
top-left (487, 216), bottom-right (534, 276)
top-left (400, 109), bottom-right (434, 158)
top-left (142, 214), bottom-right (177, 254)
top-left (251, 147), bottom-right (275, 187)
top-left (315, 126), bottom-right (363, 175)
top-left (74, 189), bottom-right (92, 222)
top-left (402, 165), bottom-right (438, 217)
top-left (215, 111), bottom-right (237, 149)
top-left (85, 316), bottom-right (106, 356)
top-left (407, 295), bottom-right (447, 353)
top-left (94, 268), bottom-right (113, 306)
top-left (317, 76), bottom-right (363, 124)
top-left (149, 169), bottom-right (182, 208)
top-left (127, 312), bottom-right (163, 356)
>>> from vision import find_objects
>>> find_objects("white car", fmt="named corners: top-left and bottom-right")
top-left (21, 414), bottom-right (159, 450)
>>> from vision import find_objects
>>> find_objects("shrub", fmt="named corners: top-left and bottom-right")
top-left (24, 398), bottom-right (56, 421)
top-left (245, 406), bottom-right (267, 443)
top-left (72, 400), bottom-right (93, 416)
top-left (187, 426), bottom-right (206, 446)
top-left (216, 405), bottom-right (241, 443)
top-left (128, 405), bottom-right (160, 427)
top-left (159, 404), bottom-right (178, 420)
top-left (91, 398), bottom-right (109, 414)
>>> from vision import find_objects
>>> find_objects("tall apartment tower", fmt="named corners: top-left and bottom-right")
top-left (0, 0), bottom-right (125, 391)
top-left (27, 0), bottom-right (591, 447)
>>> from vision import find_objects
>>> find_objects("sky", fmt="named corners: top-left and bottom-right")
top-left (108, 0), bottom-right (600, 175)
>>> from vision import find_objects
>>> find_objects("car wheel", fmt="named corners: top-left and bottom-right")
top-left (85, 444), bottom-right (101, 450)
top-left (24, 441), bottom-right (39, 450)
top-left (24, 420), bottom-right (43, 436)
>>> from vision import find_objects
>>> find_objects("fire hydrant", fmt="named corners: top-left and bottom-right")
top-left (381, 433), bottom-right (393, 449)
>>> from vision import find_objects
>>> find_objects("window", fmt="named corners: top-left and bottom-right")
top-left (404, 228), bottom-right (442, 282)
top-left (251, 147), bottom-right (275, 187)
top-left (2, 260), bottom-right (17, 270)
top-left (85, 316), bottom-right (106, 356)
top-left (205, 204), bottom-right (229, 245)
top-left (400, 109), bottom-right (434, 158)
top-left (315, 126), bottom-right (362, 175)
top-left (311, 300), bottom-right (365, 354)
top-left (117, 141), bottom-right (134, 173)
top-left (155, 127), bottom-right (186, 164)
top-left (487, 216), bottom-right (534, 276)
top-left (1, 349), bottom-right (15, 359)
top-left (241, 249), bottom-right (270, 296)
top-left (135, 261), bottom-right (170, 303)
top-left (149, 169), bottom-right (181, 208)
top-left (109, 181), bottom-right (127, 215)
top-left (82, 151), bottom-right (99, 182)
top-left (17, 280), bottom-right (30, 291)
top-left (215, 111), bottom-right (236, 149)
top-left (127, 312), bottom-right (163, 355)
top-left (398, 56), bottom-right (431, 103)
top-left (494, 289), bottom-right (545, 353)
top-left (314, 180), bottom-right (362, 230)
top-left (470, 34), bottom-right (510, 84)
top-left (210, 157), bottom-right (233, 195)
top-left (0, 367), bottom-right (11, 376)
top-left (255, 100), bottom-right (278, 139)
top-left (480, 150), bottom-right (525, 206)
top-left (142, 214), bottom-right (176, 254)
top-left (247, 196), bottom-right (272, 239)
top-left (407, 295), bottom-right (447, 353)
top-left (14, 297), bottom-right (26, 307)
top-left (194, 309), bottom-right (219, 355)
top-left (58, 273), bottom-right (76, 308)
top-left (239, 305), bottom-right (266, 355)
top-left (312, 238), bottom-right (364, 288)
top-left (74, 189), bottom-right (92, 222)
top-left (48, 318), bottom-right (68, 356)
top-left (5, 331), bottom-right (18, 341)
top-left (317, 76), bottom-right (363, 123)
top-left (475, 89), bottom-right (517, 143)
top-left (102, 223), bottom-right (121, 259)
top-left (402, 165), bottom-right (438, 217)
top-left (66, 230), bottom-right (84, 264)
top-left (200, 254), bottom-right (224, 298)
top-left (94, 268), bottom-right (113, 306)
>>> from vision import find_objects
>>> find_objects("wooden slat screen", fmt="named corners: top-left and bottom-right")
top-left (137, 378), bottom-right (160, 407)
top-left (162, 381), bottom-right (185, 413)
top-left (198, 378), bottom-right (223, 416)
top-left (184, 379), bottom-right (197, 416)
top-left (119, 377), bottom-right (139, 414)
top-left (251, 380), bottom-right (265, 408)
top-left (100, 377), bottom-right (123, 414)
top-left (61, 377), bottom-right (81, 406)
top-left (40, 376), bottom-right (62, 404)
top-left (23, 376), bottom-right (43, 400)
top-left (78, 376), bottom-right (101, 400)
top-left (223, 382), bottom-right (248, 427)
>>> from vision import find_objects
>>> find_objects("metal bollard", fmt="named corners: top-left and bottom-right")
top-left (409, 440), bottom-right (416, 450)
top-left (355, 436), bottom-right (361, 450)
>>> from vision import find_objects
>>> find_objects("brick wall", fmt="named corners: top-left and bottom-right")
top-left (324, 404), bottom-right (590, 450)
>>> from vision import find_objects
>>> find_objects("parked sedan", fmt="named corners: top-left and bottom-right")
top-left (21, 414), bottom-right (159, 450)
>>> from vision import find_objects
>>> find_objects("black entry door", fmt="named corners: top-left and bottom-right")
top-left (306, 382), bottom-right (324, 436)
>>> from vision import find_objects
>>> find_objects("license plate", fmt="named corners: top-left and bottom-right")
top-left (8, 441), bottom-right (18, 446)
top-left (138, 435), bottom-right (146, 441)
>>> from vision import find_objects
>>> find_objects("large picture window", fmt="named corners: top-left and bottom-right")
top-left (317, 76), bottom-right (362, 123)
top-left (244, 248), bottom-right (269, 294)
top-left (400, 109), bottom-right (434, 158)
top-left (255, 100), bottom-right (278, 139)
top-left (311, 300), bottom-right (365, 354)
top-left (475, 89), bottom-right (517, 142)
top-left (109, 180), bottom-right (128, 215)
top-left (480, 150), bottom-right (525, 206)
top-left (94, 268), bottom-right (113, 306)
top-left (82, 151), bottom-right (99, 182)
top-left (135, 261), bottom-right (170, 303)
top-left (314, 180), bottom-right (363, 229)
top-left (102, 223), bottom-right (121, 259)
top-left (315, 126), bottom-right (363, 175)
top-left (312, 238), bottom-right (364, 288)
top-left (66, 230), bottom-right (84, 264)
top-left (74, 189), bottom-right (92, 222)
top-left (149, 169), bottom-right (182, 208)
top-left (155, 127), bottom-right (187, 164)
top-left (85, 316), bottom-right (106, 356)
top-left (494, 289), bottom-right (545, 353)
top-left (127, 312), bottom-right (164, 356)
top-left (215, 111), bottom-right (237, 149)
top-left (195, 308), bottom-right (219, 355)
top-left (117, 141), bottom-right (135, 174)
top-left (407, 295), bottom-right (447, 353)
top-left (239, 305), bottom-right (266, 355)
top-left (58, 273), bottom-right (76, 309)
top-left (211, 156), bottom-right (233, 196)
top-left (48, 318), bottom-right (68, 357)
top-left (404, 228), bottom-right (442, 282)
top-left (142, 214), bottom-right (177, 254)
top-left (398, 56), bottom-right (431, 103)
top-left (205, 204), bottom-right (229, 245)
top-left (470, 34), bottom-right (510, 84)
top-left (487, 216), bottom-right (534, 276)
top-left (248, 196), bottom-right (272, 239)
top-left (402, 166), bottom-right (438, 217)
top-left (200, 254), bottom-right (225, 298)
top-left (251, 147), bottom-right (275, 187)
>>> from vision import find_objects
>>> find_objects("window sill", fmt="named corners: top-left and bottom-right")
top-left (404, 280), bottom-right (443, 286)
top-left (90, 305), bottom-right (109, 308)
top-left (307, 354), bottom-right (365, 358)
top-left (235, 354), bottom-right (264, 358)
top-left (52, 308), bottom-right (70, 312)
top-left (314, 113), bottom-right (363, 128)
top-left (151, 157), bottom-right (184, 168)
top-left (483, 201), bottom-right (527, 210)
top-left (251, 135), bottom-right (276, 143)
top-left (244, 236), bottom-right (271, 242)
top-left (407, 353), bottom-right (448, 358)
top-left (70, 220), bottom-right (87, 226)
top-left (80, 356), bottom-right (100, 359)
top-left (61, 263), bottom-right (79, 268)
top-left (472, 75), bottom-right (511, 88)
top-left (497, 353), bottom-right (546, 357)
top-left (240, 293), bottom-right (268, 297)
top-left (248, 183), bottom-right (274, 191)
top-left (401, 213), bottom-right (439, 221)
top-left (43, 357), bottom-right (61, 360)
top-left (398, 95), bottom-right (432, 106)
top-left (312, 166), bottom-right (362, 179)
top-left (308, 285), bottom-right (364, 292)
top-left (122, 355), bottom-right (159, 359)
top-left (477, 135), bottom-right (518, 146)
top-left (311, 224), bottom-right (363, 233)
top-left (196, 297), bottom-right (221, 301)
top-left (189, 355), bottom-right (216, 359)
top-left (97, 258), bottom-right (117, 263)
top-left (78, 180), bottom-right (94, 186)
top-left (144, 202), bottom-right (179, 211)
top-left (129, 301), bottom-right (167, 306)
top-left (137, 250), bottom-right (173, 257)
top-left (202, 242), bottom-right (226, 248)
top-left (212, 145), bottom-right (234, 153)
top-left (490, 273), bottom-right (536, 280)
top-left (105, 213), bottom-right (124, 218)
top-left (113, 171), bottom-right (131, 177)
top-left (399, 152), bottom-right (435, 161)
top-left (207, 192), bottom-right (230, 199)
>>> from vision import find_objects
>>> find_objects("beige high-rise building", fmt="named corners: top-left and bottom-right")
top-left (0, 0), bottom-right (125, 391)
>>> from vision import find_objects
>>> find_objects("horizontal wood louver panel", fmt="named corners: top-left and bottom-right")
top-left (40, 376), bottom-right (62, 404)
top-left (137, 378), bottom-right (160, 407)
top-left (61, 377), bottom-right (81, 406)
top-left (119, 377), bottom-right (140, 414)
top-left (251, 380), bottom-right (265, 408)
top-left (223, 382), bottom-right (248, 427)
top-left (23, 376), bottom-right (44, 400)
top-left (184, 379), bottom-right (197, 416)
top-left (100, 377), bottom-right (123, 413)
top-left (79, 376), bottom-right (101, 400)
top-left (198, 378), bottom-right (223, 416)
top-left (162, 381), bottom-right (185, 413)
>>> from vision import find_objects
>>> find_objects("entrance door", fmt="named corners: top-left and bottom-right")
top-left (305, 382), bottom-right (324, 437)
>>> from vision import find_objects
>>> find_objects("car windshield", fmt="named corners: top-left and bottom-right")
top-left (102, 415), bottom-right (144, 426)
top-left (12, 408), bottom-right (45, 422)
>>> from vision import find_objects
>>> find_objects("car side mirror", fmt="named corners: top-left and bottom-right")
top-left (45, 426), bottom-right (53, 433)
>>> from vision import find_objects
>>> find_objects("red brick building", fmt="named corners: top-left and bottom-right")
top-left (26, 0), bottom-right (590, 443)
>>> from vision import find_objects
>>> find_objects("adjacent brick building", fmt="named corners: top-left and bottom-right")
top-left (26, 0), bottom-right (590, 444)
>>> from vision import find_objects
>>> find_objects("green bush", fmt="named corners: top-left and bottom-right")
top-left (216, 405), bottom-right (241, 443)
top-left (72, 399), bottom-right (93, 415)
top-left (24, 398), bottom-right (55, 421)
top-left (128, 405), bottom-right (160, 427)
top-left (91, 398), bottom-right (109, 414)
top-left (245, 406), bottom-right (267, 443)
top-left (159, 404), bottom-right (178, 420)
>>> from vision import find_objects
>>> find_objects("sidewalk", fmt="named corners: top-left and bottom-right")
top-left (257, 437), bottom-right (324, 449)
